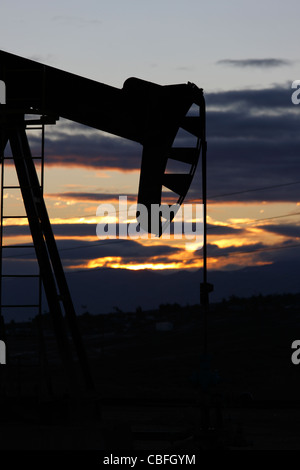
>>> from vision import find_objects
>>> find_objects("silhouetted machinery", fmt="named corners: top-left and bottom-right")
top-left (0, 50), bottom-right (206, 396)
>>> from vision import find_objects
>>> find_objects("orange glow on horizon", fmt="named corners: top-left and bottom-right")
top-left (213, 237), bottom-right (258, 249)
top-left (43, 160), bottom-right (141, 173)
top-left (68, 255), bottom-right (203, 271)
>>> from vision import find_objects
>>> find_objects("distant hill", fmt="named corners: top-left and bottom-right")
top-left (3, 259), bottom-right (299, 321)
top-left (66, 259), bottom-right (299, 315)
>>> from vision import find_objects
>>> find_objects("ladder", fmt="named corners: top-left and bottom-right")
top-left (0, 117), bottom-right (49, 392)
top-left (0, 118), bottom-right (45, 329)
top-left (0, 113), bottom-right (94, 396)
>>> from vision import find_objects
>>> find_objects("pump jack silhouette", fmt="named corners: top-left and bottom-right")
top-left (0, 50), bottom-right (209, 402)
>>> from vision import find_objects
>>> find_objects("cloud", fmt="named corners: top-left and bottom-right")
top-left (207, 237), bottom-right (300, 267)
top-left (46, 192), bottom-right (138, 204)
top-left (186, 85), bottom-right (300, 203)
top-left (40, 126), bottom-right (141, 171)
top-left (216, 58), bottom-right (292, 68)
top-left (9, 84), bottom-right (298, 204)
top-left (45, 190), bottom-right (190, 205)
top-left (57, 239), bottom-right (181, 264)
top-left (257, 224), bottom-right (300, 238)
top-left (207, 241), bottom-right (266, 257)
top-left (2, 223), bottom-right (96, 238)
top-left (205, 85), bottom-right (292, 110)
top-left (1, 237), bottom-right (182, 270)
top-left (207, 224), bottom-right (244, 235)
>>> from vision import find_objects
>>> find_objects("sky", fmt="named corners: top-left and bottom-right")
top-left (1, 0), bottom-right (300, 317)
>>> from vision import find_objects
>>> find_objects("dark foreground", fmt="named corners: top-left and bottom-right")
top-left (1, 298), bottom-right (300, 450)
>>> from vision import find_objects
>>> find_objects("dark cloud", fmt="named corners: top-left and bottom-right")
top-left (2, 223), bottom-right (95, 238)
top-left (8, 84), bottom-right (298, 204)
top-left (216, 58), bottom-right (292, 68)
top-left (46, 192), bottom-right (137, 203)
top-left (203, 136), bottom-right (300, 202)
top-left (254, 239), bottom-right (300, 265)
top-left (207, 241), bottom-right (266, 257)
top-left (1, 237), bottom-right (182, 266)
top-left (207, 238), bottom-right (300, 267)
top-left (207, 224), bottom-right (244, 235)
top-left (257, 224), bottom-right (300, 238)
top-left (57, 239), bottom-right (181, 265)
top-left (4, 237), bottom-right (300, 278)
top-left (205, 85), bottom-right (292, 109)
top-left (205, 109), bottom-right (298, 138)
top-left (46, 191), bottom-right (183, 206)
top-left (187, 85), bottom-right (300, 203)
top-left (26, 123), bottom-right (142, 171)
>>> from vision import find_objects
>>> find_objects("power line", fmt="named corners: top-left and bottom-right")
top-left (2, 179), bottom-right (300, 262)
top-left (208, 180), bottom-right (300, 199)
top-left (3, 178), bottom-right (298, 224)
top-left (1, 238), bottom-right (128, 259)
top-left (3, 207), bottom-right (300, 259)
top-left (207, 211), bottom-right (300, 230)
top-left (43, 179), bottom-right (300, 219)
top-left (209, 241), bottom-right (300, 258)
top-left (66, 241), bottom-right (300, 275)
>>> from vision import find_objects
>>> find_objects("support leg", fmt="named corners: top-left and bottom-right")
top-left (8, 123), bottom-right (85, 396)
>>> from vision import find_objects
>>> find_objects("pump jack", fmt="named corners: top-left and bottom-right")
top-left (0, 50), bottom-right (207, 399)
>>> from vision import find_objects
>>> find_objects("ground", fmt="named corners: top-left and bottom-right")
top-left (1, 298), bottom-right (300, 450)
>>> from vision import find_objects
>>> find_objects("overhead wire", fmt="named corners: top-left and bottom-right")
top-left (1, 178), bottom-right (300, 265)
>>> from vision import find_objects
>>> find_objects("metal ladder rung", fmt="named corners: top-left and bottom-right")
top-left (1, 120), bottom-right (44, 329)
top-left (2, 156), bottom-right (43, 160)
top-left (1, 304), bottom-right (40, 308)
top-left (1, 113), bottom-right (94, 391)
top-left (3, 185), bottom-right (42, 189)
top-left (2, 274), bottom-right (40, 278)
top-left (2, 245), bottom-right (35, 249)
top-left (3, 185), bottom-right (23, 189)
top-left (2, 215), bottom-right (28, 218)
